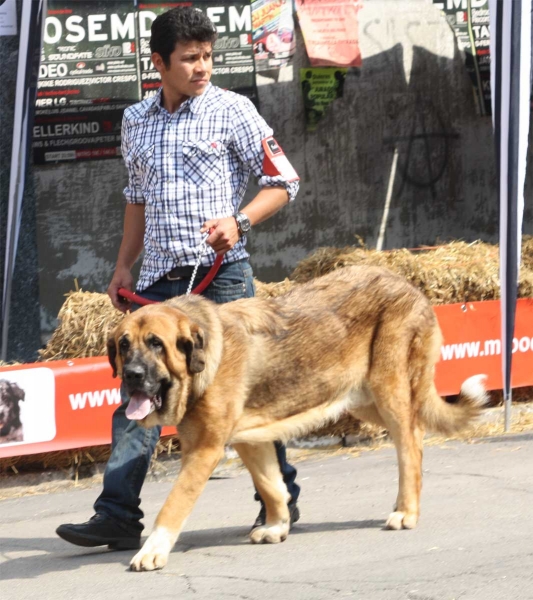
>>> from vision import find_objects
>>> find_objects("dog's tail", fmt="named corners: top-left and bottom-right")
top-left (420, 374), bottom-right (488, 435)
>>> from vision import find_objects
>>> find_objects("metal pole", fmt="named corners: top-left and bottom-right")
top-left (504, 389), bottom-right (512, 432)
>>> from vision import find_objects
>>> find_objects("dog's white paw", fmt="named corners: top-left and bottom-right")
top-left (250, 521), bottom-right (290, 544)
top-left (129, 527), bottom-right (175, 572)
top-left (385, 511), bottom-right (418, 530)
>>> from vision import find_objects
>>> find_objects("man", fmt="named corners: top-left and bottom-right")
top-left (56, 6), bottom-right (300, 550)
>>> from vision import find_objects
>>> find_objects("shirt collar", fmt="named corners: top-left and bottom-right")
top-left (145, 83), bottom-right (213, 116)
top-left (145, 88), bottom-right (163, 116)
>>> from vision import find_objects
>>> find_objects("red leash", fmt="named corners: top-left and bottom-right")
top-left (118, 289), bottom-right (159, 306)
top-left (118, 253), bottom-right (223, 307)
top-left (119, 225), bottom-right (225, 307)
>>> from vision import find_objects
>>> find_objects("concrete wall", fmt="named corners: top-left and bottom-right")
top-left (32, 0), bottom-right (533, 340)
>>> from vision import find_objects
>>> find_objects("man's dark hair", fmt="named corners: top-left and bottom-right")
top-left (150, 7), bottom-right (218, 66)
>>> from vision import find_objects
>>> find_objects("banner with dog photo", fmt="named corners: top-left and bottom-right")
top-left (3, 298), bottom-right (533, 457)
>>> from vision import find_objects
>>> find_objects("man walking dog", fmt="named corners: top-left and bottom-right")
top-left (57, 6), bottom-right (301, 551)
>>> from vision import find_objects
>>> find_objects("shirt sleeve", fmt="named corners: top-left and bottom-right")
top-left (121, 112), bottom-right (145, 205)
top-left (230, 97), bottom-right (299, 202)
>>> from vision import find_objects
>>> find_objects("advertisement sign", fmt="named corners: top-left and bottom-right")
top-left (434, 299), bottom-right (533, 395)
top-left (251, 0), bottom-right (296, 72)
top-left (34, 0), bottom-right (139, 163)
top-left (300, 67), bottom-right (348, 131)
top-left (433, 0), bottom-right (491, 116)
top-left (33, 0), bottom-right (256, 164)
top-left (295, 0), bottom-right (362, 68)
top-left (2, 299), bottom-right (533, 459)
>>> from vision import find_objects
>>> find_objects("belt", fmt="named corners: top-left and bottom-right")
top-left (166, 265), bottom-right (212, 281)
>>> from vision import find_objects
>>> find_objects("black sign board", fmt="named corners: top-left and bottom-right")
top-left (33, 0), bottom-right (256, 164)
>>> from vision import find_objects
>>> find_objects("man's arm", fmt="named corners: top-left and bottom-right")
top-left (201, 97), bottom-right (299, 254)
top-left (201, 186), bottom-right (288, 254)
top-left (107, 203), bottom-right (145, 312)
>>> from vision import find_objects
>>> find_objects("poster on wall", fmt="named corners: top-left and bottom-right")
top-left (300, 67), bottom-right (347, 131)
top-left (139, 1), bottom-right (257, 103)
top-left (33, 0), bottom-right (257, 164)
top-left (433, 0), bottom-right (491, 116)
top-left (251, 0), bottom-right (296, 72)
top-left (33, 0), bottom-right (139, 164)
top-left (0, 0), bottom-right (17, 36)
top-left (295, 0), bottom-right (362, 68)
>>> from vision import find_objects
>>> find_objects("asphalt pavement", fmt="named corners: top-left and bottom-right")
top-left (1, 434), bottom-right (532, 600)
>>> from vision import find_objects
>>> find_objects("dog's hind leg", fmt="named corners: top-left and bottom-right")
top-left (371, 382), bottom-right (424, 531)
top-left (233, 442), bottom-right (291, 544)
top-left (130, 441), bottom-right (225, 571)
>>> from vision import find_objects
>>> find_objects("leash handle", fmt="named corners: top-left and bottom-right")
top-left (117, 288), bottom-right (158, 306)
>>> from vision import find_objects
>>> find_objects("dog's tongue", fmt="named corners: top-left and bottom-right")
top-left (126, 392), bottom-right (152, 420)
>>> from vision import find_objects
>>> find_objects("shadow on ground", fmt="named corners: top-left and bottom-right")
top-left (0, 518), bottom-right (385, 579)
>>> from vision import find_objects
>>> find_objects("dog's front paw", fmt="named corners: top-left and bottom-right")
top-left (250, 521), bottom-right (290, 544)
top-left (129, 528), bottom-right (175, 572)
top-left (385, 510), bottom-right (418, 530)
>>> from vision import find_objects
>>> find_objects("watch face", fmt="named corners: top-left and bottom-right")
top-left (237, 213), bottom-right (251, 233)
top-left (241, 216), bottom-right (251, 232)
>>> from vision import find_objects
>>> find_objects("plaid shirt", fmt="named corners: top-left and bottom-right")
top-left (122, 83), bottom-right (299, 291)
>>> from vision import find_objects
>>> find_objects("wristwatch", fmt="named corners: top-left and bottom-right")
top-left (234, 212), bottom-right (251, 237)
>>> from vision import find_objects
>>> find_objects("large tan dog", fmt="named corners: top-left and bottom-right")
top-left (107, 266), bottom-right (487, 572)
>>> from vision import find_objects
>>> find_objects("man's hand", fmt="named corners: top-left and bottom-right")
top-left (201, 217), bottom-right (240, 255)
top-left (107, 267), bottom-right (135, 312)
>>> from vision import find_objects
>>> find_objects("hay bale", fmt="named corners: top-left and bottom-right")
top-left (290, 240), bottom-right (533, 305)
top-left (521, 235), bottom-right (533, 272)
top-left (38, 239), bottom-right (533, 362)
top-left (254, 278), bottom-right (296, 299)
top-left (39, 291), bottom-right (124, 361)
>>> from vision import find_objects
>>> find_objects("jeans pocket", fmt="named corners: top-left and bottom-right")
top-left (205, 262), bottom-right (255, 304)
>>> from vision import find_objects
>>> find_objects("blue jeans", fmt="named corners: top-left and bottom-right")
top-left (94, 260), bottom-right (300, 531)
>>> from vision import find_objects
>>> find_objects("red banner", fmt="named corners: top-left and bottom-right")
top-left (433, 299), bottom-right (533, 395)
top-left (1, 299), bottom-right (533, 458)
top-left (0, 357), bottom-right (176, 458)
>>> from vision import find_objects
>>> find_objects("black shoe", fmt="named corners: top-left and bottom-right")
top-left (56, 513), bottom-right (141, 550)
top-left (251, 501), bottom-right (301, 530)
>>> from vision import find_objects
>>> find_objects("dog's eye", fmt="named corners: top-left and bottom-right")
top-left (119, 338), bottom-right (129, 352)
top-left (149, 337), bottom-right (164, 350)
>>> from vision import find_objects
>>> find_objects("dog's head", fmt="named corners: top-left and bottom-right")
top-left (107, 304), bottom-right (206, 428)
top-left (0, 379), bottom-right (25, 435)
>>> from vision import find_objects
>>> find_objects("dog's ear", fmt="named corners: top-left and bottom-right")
top-left (107, 337), bottom-right (118, 378)
top-left (9, 382), bottom-right (24, 402)
top-left (180, 326), bottom-right (206, 374)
